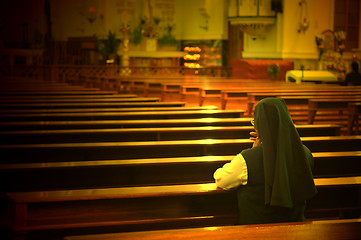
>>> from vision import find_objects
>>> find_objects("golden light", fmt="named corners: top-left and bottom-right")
top-left (183, 54), bottom-right (200, 61)
top-left (184, 46), bottom-right (202, 52)
top-left (184, 63), bottom-right (200, 68)
top-left (199, 139), bottom-right (219, 144)
top-left (199, 118), bottom-right (219, 123)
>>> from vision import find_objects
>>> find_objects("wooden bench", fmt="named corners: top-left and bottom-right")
top-left (64, 219), bottom-right (361, 240)
top-left (197, 88), bottom-right (361, 112)
top-left (0, 102), bottom-right (187, 110)
top-left (81, 75), bottom-right (100, 88)
top-left (0, 97), bottom-right (160, 104)
top-left (199, 89), bottom-right (223, 107)
top-left (82, 75), bottom-right (122, 90)
top-left (117, 80), bottom-right (361, 110)
top-left (224, 89), bottom-right (361, 112)
top-left (0, 124), bottom-right (342, 144)
top-left (5, 177), bottom-right (361, 240)
top-left (0, 117), bottom-right (254, 131)
top-left (0, 106), bottom-right (219, 114)
top-left (99, 76), bottom-right (121, 90)
top-left (277, 92), bottom-right (361, 104)
top-left (143, 82), bottom-right (185, 101)
top-left (222, 90), bottom-right (341, 111)
top-left (128, 80), bottom-right (147, 95)
top-left (1, 151), bottom-right (360, 192)
top-left (161, 83), bottom-right (183, 101)
top-left (221, 90), bottom-right (248, 109)
top-left (308, 98), bottom-right (361, 124)
top-left (83, 75), bottom-right (115, 90)
top-left (144, 82), bottom-right (165, 97)
top-left (248, 93), bottom-right (361, 117)
top-left (0, 94), bottom-right (137, 100)
top-left (279, 95), bottom-right (361, 106)
top-left (0, 109), bottom-right (245, 122)
top-left (0, 86), bottom-right (102, 91)
top-left (119, 80), bottom-right (183, 101)
top-left (182, 86), bottom-right (246, 107)
top-left (127, 80), bottom-right (173, 97)
top-left (347, 102), bottom-right (361, 135)
top-left (0, 90), bottom-right (118, 96)
top-left (1, 136), bottom-right (361, 163)
top-left (181, 85), bottom-right (202, 103)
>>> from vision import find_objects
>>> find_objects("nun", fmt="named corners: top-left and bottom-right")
top-left (214, 97), bottom-right (317, 224)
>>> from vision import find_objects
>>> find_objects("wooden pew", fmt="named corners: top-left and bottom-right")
top-left (0, 83), bottom-right (74, 88)
top-left (220, 89), bottom-right (361, 111)
top-left (161, 83), bottom-right (183, 101)
top-left (118, 79), bottom-right (361, 109)
top-left (64, 219), bottom-right (361, 240)
top-left (199, 89), bottom-right (223, 107)
top-left (181, 86), bottom-right (202, 103)
top-left (0, 118), bottom-right (255, 131)
top-left (118, 79), bottom-right (132, 93)
top-left (308, 98), bottom-right (361, 124)
top-left (122, 80), bottom-right (189, 100)
top-left (1, 151), bottom-right (360, 192)
top-left (141, 82), bottom-right (185, 102)
top-left (0, 124), bottom-right (342, 144)
top-left (222, 89), bottom-right (361, 111)
top-left (185, 87), bottom-right (361, 112)
top-left (127, 80), bottom-right (178, 98)
top-left (221, 90), bottom-right (248, 109)
top-left (98, 76), bottom-right (120, 90)
top-left (249, 93), bottom-right (361, 117)
top-left (0, 90), bottom-right (118, 96)
top-left (0, 97), bottom-right (160, 104)
top-left (347, 102), bottom-right (361, 135)
top-left (0, 97), bottom-right (165, 111)
top-left (0, 109), bottom-right (245, 121)
top-left (128, 81), bottom-right (166, 98)
top-left (5, 177), bottom-right (361, 240)
top-left (1, 136), bottom-right (361, 163)
top-left (0, 94), bottom-right (137, 100)
top-left (0, 106), bottom-right (218, 114)
top-left (277, 94), bottom-right (361, 106)
top-left (0, 102), bottom-right (187, 110)
top-left (128, 80), bottom-right (147, 95)
top-left (0, 86), bottom-right (103, 91)
top-left (0, 77), bottom-right (68, 85)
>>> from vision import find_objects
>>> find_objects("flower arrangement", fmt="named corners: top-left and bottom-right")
top-left (120, 24), bottom-right (132, 34)
top-left (131, 17), bottom-right (160, 46)
top-left (315, 33), bottom-right (324, 60)
top-left (334, 31), bottom-right (346, 56)
top-left (142, 24), bottom-right (158, 38)
top-left (142, 17), bottom-right (160, 38)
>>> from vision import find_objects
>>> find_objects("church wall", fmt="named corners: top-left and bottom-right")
top-left (1, 0), bottom-right (360, 71)
top-left (175, 0), bottom-right (227, 40)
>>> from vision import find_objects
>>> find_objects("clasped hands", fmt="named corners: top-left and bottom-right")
top-left (250, 131), bottom-right (261, 147)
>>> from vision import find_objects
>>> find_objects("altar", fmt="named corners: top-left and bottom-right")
top-left (286, 70), bottom-right (338, 84)
top-left (120, 51), bottom-right (186, 67)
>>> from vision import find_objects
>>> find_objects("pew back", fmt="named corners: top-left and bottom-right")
top-left (1, 136), bottom-right (361, 163)
top-left (64, 219), bottom-right (361, 240)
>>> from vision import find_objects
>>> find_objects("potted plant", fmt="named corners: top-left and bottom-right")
top-left (267, 63), bottom-right (281, 80)
top-left (97, 30), bottom-right (121, 64)
top-left (158, 24), bottom-right (177, 50)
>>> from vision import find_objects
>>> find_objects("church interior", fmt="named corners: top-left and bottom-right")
top-left (1, 0), bottom-right (361, 239)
